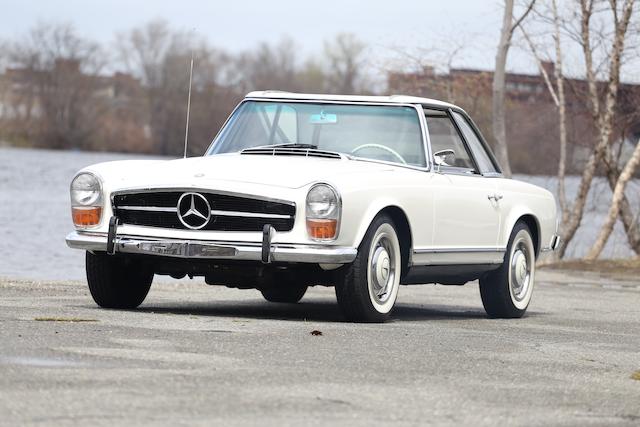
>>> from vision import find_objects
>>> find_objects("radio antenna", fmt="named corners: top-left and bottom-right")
top-left (183, 51), bottom-right (194, 158)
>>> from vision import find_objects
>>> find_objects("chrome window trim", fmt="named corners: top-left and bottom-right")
top-left (422, 105), bottom-right (505, 179)
top-left (423, 106), bottom-right (481, 177)
top-left (416, 104), bottom-right (433, 171)
top-left (449, 107), bottom-right (503, 176)
top-left (481, 172), bottom-right (503, 178)
top-left (450, 109), bottom-right (501, 177)
top-left (206, 98), bottom-right (431, 172)
top-left (433, 166), bottom-right (482, 177)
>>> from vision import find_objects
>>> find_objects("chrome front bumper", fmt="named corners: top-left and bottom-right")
top-left (66, 231), bottom-right (357, 264)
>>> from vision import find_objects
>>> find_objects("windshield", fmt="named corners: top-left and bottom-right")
top-left (207, 101), bottom-right (426, 167)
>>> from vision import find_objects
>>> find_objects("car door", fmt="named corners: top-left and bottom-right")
top-left (417, 108), bottom-right (502, 265)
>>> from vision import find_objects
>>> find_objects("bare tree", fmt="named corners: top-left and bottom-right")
top-left (556, 0), bottom-right (635, 258)
top-left (6, 22), bottom-right (104, 149)
top-left (586, 137), bottom-right (640, 259)
top-left (297, 59), bottom-right (327, 93)
top-left (117, 20), bottom-right (238, 156)
top-left (324, 33), bottom-right (367, 94)
top-left (118, 21), bottom-right (196, 155)
top-left (233, 37), bottom-right (300, 93)
top-left (492, 0), bottom-right (537, 178)
top-left (0, 40), bottom-right (8, 71)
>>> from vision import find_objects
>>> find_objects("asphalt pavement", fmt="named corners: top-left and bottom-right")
top-left (0, 268), bottom-right (639, 426)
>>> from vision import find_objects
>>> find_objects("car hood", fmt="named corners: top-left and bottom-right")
top-left (86, 153), bottom-right (401, 191)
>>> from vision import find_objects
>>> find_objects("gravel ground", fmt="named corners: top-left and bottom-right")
top-left (0, 269), bottom-right (639, 426)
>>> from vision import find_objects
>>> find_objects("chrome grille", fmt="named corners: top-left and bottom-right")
top-left (112, 191), bottom-right (295, 232)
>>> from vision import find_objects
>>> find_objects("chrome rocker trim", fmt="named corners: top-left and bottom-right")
top-left (66, 231), bottom-right (357, 264)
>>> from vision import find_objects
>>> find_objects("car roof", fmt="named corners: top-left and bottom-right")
top-left (245, 91), bottom-right (459, 110)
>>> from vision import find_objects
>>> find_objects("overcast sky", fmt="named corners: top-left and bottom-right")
top-left (0, 1), bottom-right (531, 69)
top-left (4, 0), bottom-right (636, 83)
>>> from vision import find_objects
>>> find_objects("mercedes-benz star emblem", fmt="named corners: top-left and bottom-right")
top-left (177, 193), bottom-right (211, 230)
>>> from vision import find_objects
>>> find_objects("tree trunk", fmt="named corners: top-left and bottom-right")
top-left (603, 149), bottom-right (640, 253)
top-left (585, 139), bottom-right (640, 260)
top-left (556, 0), bottom-right (635, 258)
top-left (552, 0), bottom-right (568, 229)
top-left (492, 0), bottom-right (515, 178)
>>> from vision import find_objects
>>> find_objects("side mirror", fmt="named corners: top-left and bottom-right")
top-left (434, 149), bottom-right (455, 168)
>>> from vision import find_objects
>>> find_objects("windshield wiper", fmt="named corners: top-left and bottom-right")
top-left (255, 143), bottom-right (319, 149)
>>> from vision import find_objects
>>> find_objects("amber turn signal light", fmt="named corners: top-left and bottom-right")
top-left (306, 219), bottom-right (338, 240)
top-left (72, 206), bottom-right (102, 227)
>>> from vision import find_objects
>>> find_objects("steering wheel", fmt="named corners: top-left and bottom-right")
top-left (350, 144), bottom-right (407, 165)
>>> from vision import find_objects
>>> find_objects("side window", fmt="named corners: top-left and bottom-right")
top-left (425, 114), bottom-right (474, 170)
top-left (452, 111), bottom-right (498, 174)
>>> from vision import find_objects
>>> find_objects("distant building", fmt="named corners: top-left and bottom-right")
top-left (388, 63), bottom-right (640, 174)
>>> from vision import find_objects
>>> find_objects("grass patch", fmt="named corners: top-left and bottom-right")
top-left (34, 317), bottom-right (98, 323)
top-left (631, 371), bottom-right (640, 381)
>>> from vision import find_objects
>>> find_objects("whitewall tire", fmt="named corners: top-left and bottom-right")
top-left (479, 222), bottom-right (536, 318)
top-left (335, 214), bottom-right (402, 322)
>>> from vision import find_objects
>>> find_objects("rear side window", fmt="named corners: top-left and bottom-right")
top-left (451, 111), bottom-right (498, 174)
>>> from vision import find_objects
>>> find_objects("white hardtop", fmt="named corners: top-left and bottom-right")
top-left (245, 90), bottom-right (459, 110)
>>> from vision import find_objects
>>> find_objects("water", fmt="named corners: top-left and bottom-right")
top-left (0, 147), bottom-right (637, 281)
top-left (0, 147), bottom-right (162, 281)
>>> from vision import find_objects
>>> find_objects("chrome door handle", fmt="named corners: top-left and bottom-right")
top-left (488, 193), bottom-right (503, 201)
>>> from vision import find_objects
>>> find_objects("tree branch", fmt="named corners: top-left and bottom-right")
top-left (511, 0), bottom-right (538, 34)
top-left (519, 27), bottom-right (560, 106)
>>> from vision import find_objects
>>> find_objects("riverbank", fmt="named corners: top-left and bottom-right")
top-left (541, 258), bottom-right (640, 279)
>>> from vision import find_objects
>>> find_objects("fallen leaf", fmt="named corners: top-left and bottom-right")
top-left (631, 371), bottom-right (640, 381)
top-left (310, 330), bottom-right (323, 336)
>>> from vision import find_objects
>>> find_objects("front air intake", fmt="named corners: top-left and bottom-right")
top-left (241, 147), bottom-right (343, 160)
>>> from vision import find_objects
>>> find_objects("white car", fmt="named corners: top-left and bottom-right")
top-left (67, 91), bottom-right (559, 322)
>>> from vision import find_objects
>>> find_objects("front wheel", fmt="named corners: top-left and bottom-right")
top-left (479, 222), bottom-right (536, 318)
top-left (335, 214), bottom-right (402, 322)
top-left (86, 252), bottom-right (153, 309)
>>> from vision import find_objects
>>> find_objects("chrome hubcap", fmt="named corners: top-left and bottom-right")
top-left (510, 240), bottom-right (531, 302)
top-left (369, 234), bottom-right (396, 304)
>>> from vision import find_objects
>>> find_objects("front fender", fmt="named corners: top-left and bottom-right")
top-left (348, 197), bottom-right (413, 250)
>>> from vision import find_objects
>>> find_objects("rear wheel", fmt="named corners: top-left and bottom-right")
top-left (86, 251), bottom-right (153, 309)
top-left (335, 214), bottom-right (401, 322)
top-left (479, 222), bottom-right (536, 318)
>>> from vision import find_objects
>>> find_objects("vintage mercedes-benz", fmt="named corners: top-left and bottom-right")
top-left (67, 91), bottom-right (559, 322)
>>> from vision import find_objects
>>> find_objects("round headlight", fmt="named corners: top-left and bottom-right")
top-left (70, 173), bottom-right (102, 206)
top-left (306, 184), bottom-right (339, 219)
